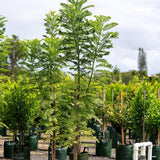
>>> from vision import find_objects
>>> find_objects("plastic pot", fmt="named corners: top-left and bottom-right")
top-left (4, 141), bottom-right (16, 159)
top-left (48, 146), bottom-right (67, 160)
top-left (69, 152), bottom-right (88, 160)
top-left (0, 127), bottom-right (6, 136)
top-left (13, 143), bottom-right (30, 160)
top-left (96, 139), bottom-right (112, 157)
top-left (29, 126), bottom-right (41, 140)
top-left (16, 134), bottom-right (38, 151)
top-left (28, 135), bottom-right (38, 151)
top-left (152, 145), bottom-right (160, 160)
top-left (116, 144), bottom-right (133, 160)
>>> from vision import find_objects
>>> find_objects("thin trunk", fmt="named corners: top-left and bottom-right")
top-left (102, 88), bottom-right (106, 140)
top-left (73, 91), bottom-right (79, 160)
top-left (51, 101), bottom-right (56, 160)
top-left (142, 119), bottom-right (145, 142)
top-left (85, 54), bottom-right (96, 94)
top-left (120, 91), bottom-right (124, 145)
top-left (157, 130), bottom-right (160, 146)
top-left (142, 90), bottom-right (146, 142)
top-left (13, 131), bottom-right (15, 142)
top-left (11, 48), bottom-right (16, 78)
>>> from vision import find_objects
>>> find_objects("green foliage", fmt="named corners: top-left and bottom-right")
top-left (0, 35), bottom-right (10, 74)
top-left (0, 15), bottom-right (7, 35)
top-left (1, 78), bottom-right (40, 135)
top-left (145, 81), bottom-right (160, 135)
top-left (42, 76), bottom-right (74, 147)
top-left (0, 16), bottom-right (10, 75)
top-left (59, 0), bottom-right (94, 78)
top-left (22, 39), bottom-right (41, 74)
top-left (7, 35), bottom-right (26, 78)
top-left (130, 79), bottom-right (155, 140)
top-left (106, 81), bottom-right (130, 129)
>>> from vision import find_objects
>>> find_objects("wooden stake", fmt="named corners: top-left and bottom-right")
top-left (142, 90), bottom-right (146, 142)
top-left (157, 89), bottom-right (160, 145)
top-left (120, 91), bottom-right (124, 145)
top-left (102, 87), bottom-right (106, 140)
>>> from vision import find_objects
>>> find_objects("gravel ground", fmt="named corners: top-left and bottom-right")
top-left (0, 134), bottom-right (116, 160)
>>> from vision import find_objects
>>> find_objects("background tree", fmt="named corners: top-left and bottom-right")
top-left (8, 35), bottom-right (25, 79)
top-left (138, 48), bottom-right (147, 79)
top-left (0, 15), bottom-right (10, 76)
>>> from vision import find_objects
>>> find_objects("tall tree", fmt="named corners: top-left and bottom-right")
top-left (138, 48), bottom-right (147, 79)
top-left (59, 1), bottom-right (95, 159)
top-left (59, 0), bottom-right (118, 159)
top-left (23, 11), bottom-right (65, 160)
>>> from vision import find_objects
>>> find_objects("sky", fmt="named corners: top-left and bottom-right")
top-left (1, 0), bottom-right (160, 75)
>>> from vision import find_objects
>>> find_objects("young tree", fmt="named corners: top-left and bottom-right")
top-left (1, 78), bottom-right (40, 144)
top-left (59, 0), bottom-right (118, 159)
top-left (24, 11), bottom-right (65, 160)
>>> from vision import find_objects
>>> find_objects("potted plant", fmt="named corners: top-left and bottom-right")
top-left (93, 86), bottom-right (112, 157)
top-left (107, 81), bottom-right (133, 160)
top-left (1, 78), bottom-right (39, 159)
top-left (146, 81), bottom-right (160, 160)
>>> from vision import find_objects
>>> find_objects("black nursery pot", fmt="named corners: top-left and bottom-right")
top-left (0, 127), bottom-right (7, 136)
top-left (48, 146), bottom-right (67, 160)
top-left (96, 139), bottom-right (112, 157)
top-left (13, 143), bottom-right (30, 160)
top-left (152, 145), bottom-right (160, 160)
top-left (69, 152), bottom-right (88, 160)
top-left (116, 144), bottom-right (133, 160)
top-left (4, 141), bottom-right (16, 159)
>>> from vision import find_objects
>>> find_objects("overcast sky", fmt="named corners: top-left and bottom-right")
top-left (1, 0), bottom-right (160, 75)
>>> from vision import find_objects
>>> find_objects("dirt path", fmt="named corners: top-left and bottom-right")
top-left (0, 134), bottom-right (116, 160)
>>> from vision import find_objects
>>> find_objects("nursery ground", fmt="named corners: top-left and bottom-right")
top-left (0, 133), bottom-right (116, 160)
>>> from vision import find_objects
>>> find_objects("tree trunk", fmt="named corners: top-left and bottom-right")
top-left (11, 50), bottom-right (16, 78)
top-left (142, 118), bottom-right (145, 142)
top-left (51, 101), bottom-right (56, 160)
top-left (73, 91), bottom-right (79, 160)
top-left (13, 131), bottom-right (15, 142)
top-left (157, 130), bottom-right (160, 145)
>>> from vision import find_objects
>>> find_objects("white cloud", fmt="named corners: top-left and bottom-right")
top-left (1, 0), bottom-right (160, 75)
